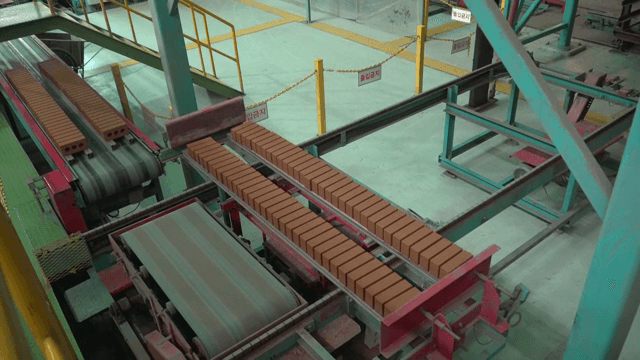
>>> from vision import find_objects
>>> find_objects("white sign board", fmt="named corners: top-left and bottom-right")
top-left (451, 37), bottom-right (471, 54)
top-left (452, 8), bottom-right (472, 23)
top-left (141, 105), bottom-right (159, 132)
top-left (246, 103), bottom-right (269, 122)
top-left (358, 65), bottom-right (382, 87)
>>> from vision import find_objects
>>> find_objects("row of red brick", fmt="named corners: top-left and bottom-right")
top-left (187, 136), bottom-right (420, 317)
top-left (231, 121), bottom-right (473, 279)
top-left (6, 67), bottom-right (87, 156)
top-left (38, 59), bottom-right (128, 142)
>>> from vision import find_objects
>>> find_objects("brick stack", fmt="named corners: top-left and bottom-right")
top-left (6, 67), bottom-right (87, 156)
top-left (38, 59), bottom-right (128, 142)
top-left (187, 136), bottom-right (421, 317)
top-left (231, 121), bottom-right (474, 279)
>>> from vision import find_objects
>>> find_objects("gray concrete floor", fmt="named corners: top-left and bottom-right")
top-left (77, 0), bottom-right (639, 358)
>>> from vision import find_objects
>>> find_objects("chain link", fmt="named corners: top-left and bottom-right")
top-left (123, 82), bottom-right (172, 119)
top-left (325, 37), bottom-right (418, 73)
top-left (246, 71), bottom-right (317, 109)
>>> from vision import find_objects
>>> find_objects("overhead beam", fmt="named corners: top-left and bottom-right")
top-left (564, 101), bottom-right (640, 359)
top-left (439, 108), bottom-right (634, 241)
top-left (463, 0), bottom-right (612, 219)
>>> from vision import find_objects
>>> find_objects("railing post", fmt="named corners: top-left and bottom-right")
top-left (422, 0), bottom-right (430, 28)
top-left (442, 86), bottom-right (459, 160)
top-left (123, 0), bottom-right (138, 43)
top-left (314, 59), bottom-right (326, 136)
top-left (306, 0), bottom-right (312, 23)
top-left (110, 64), bottom-right (134, 123)
top-left (79, 0), bottom-right (89, 23)
top-left (415, 25), bottom-right (426, 94)
top-left (98, 0), bottom-right (112, 35)
top-left (46, 0), bottom-right (55, 14)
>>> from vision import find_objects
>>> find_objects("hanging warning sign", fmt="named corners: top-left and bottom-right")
top-left (246, 103), bottom-right (268, 122)
top-left (452, 8), bottom-right (472, 23)
top-left (358, 65), bottom-right (382, 86)
top-left (141, 105), bottom-right (159, 132)
top-left (451, 37), bottom-right (471, 54)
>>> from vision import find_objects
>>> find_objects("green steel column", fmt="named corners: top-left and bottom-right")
top-left (563, 102), bottom-right (640, 359)
top-left (561, 173), bottom-right (578, 213)
top-left (558, 0), bottom-right (579, 48)
top-left (147, 0), bottom-right (198, 116)
top-left (506, 84), bottom-right (519, 125)
top-left (463, 0), bottom-right (612, 219)
top-left (443, 86), bottom-right (458, 160)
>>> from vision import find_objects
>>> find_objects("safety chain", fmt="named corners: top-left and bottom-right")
top-left (123, 82), bottom-right (172, 119)
top-left (0, 176), bottom-right (7, 214)
top-left (428, 29), bottom-right (477, 56)
top-left (325, 37), bottom-right (418, 73)
top-left (246, 70), bottom-right (317, 109)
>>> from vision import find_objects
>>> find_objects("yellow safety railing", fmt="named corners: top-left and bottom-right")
top-left (81, 0), bottom-right (244, 92)
top-left (0, 177), bottom-right (75, 359)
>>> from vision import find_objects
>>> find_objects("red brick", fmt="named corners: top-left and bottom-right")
top-left (400, 227), bottom-right (434, 257)
top-left (271, 202), bottom-right (305, 227)
top-left (329, 246), bottom-right (365, 277)
top-left (346, 259), bottom-right (384, 291)
top-left (285, 154), bottom-right (315, 176)
top-left (304, 229), bottom-right (341, 256)
top-left (382, 215), bottom-right (415, 245)
top-left (296, 222), bottom-right (334, 251)
top-left (253, 189), bottom-right (287, 210)
top-left (264, 197), bottom-right (298, 223)
top-left (338, 252), bottom-right (374, 284)
top-left (355, 266), bottom-right (392, 299)
top-left (345, 191), bottom-right (376, 218)
top-left (310, 169), bottom-right (341, 193)
top-left (269, 143), bottom-right (298, 164)
top-left (301, 166), bottom-right (333, 190)
top-left (318, 176), bottom-right (350, 200)
top-left (329, 183), bottom-right (359, 207)
top-left (277, 148), bottom-right (306, 169)
top-left (383, 288), bottom-right (421, 317)
top-left (365, 205), bottom-right (396, 234)
top-left (374, 281), bottom-right (412, 315)
top-left (375, 210), bottom-right (406, 239)
top-left (364, 273), bottom-right (402, 307)
top-left (418, 238), bottom-right (451, 271)
top-left (284, 212), bottom-right (321, 239)
top-left (293, 158), bottom-right (322, 180)
top-left (248, 185), bottom-right (280, 209)
top-left (276, 208), bottom-right (312, 232)
top-left (338, 187), bottom-right (368, 213)
top-left (391, 220), bottom-right (424, 249)
top-left (439, 251), bottom-right (473, 278)
top-left (291, 217), bottom-right (326, 245)
top-left (353, 197), bottom-right (386, 224)
top-left (429, 243), bottom-right (461, 277)
top-left (322, 241), bottom-right (357, 269)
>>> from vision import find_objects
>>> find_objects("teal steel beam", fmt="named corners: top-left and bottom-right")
top-left (446, 103), bottom-right (557, 153)
top-left (561, 173), bottom-right (578, 213)
top-left (558, 0), bottom-right (579, 48)
top-left (450, 130), bottom-right (497, 158)
top-left (564, 102), bottom-right (640, 359)
top-left (515, 0), bottom-right (526, 23)
top-left (506, 83), bottom-right (520, 125)
top-left (439, 108), bottom-right (634, 241)
top-left (463, 0), bottom-right (612, 219)
top-left (515, 0), bottom-right (542, 34)
top-left (147, 0), bottom-right (198, 116)
top-left (167, 0), bottom-right (179, 15)
top-left (442, 86), bottom-right (459, 160)
top-left (520, 23), bottom-right (568, 44)
top-left (541, 69), bottom-right (638, 107)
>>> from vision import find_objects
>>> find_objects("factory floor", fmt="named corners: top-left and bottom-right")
top-left (75, 0), bottom-right (640, 359)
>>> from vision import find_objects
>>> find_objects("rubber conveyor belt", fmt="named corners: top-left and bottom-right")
top-left (120, 202), bottom-right (300, 358)
top-left (0, 37), bottom-right (162, 203)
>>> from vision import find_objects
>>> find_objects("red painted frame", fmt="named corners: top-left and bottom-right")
top-left (43, 170), bottom-right (88, 233)
top-left (379, 245), bottom-right (503, 357)
top-left (0, 74), bottom-right (75, 182)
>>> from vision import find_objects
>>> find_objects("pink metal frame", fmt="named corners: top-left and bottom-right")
top-left (379, 245), bottom-right (508, 358)
top-left (43, 170), bottom-right (88, 233)
top-left (0, 74), bottom-right (75, 182)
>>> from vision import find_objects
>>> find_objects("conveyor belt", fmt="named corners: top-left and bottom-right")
top-left (0, 37), bottom-right (163, 204)
top-left (39, 58), bottom-right (128, 142)
top-left (120, 202), bottom-right (299, 358)
top-left (187, 137), bottom-right (423, 317)
top-left (5, 66), bottom-right (87, 156)
top-left (231, 122), bottom-right (474, 278)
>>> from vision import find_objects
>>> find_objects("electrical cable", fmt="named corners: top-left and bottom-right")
top-left (121, 202), bottom-right (141, 217)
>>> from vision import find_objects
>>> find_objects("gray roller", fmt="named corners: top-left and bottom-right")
top-left (121, 203), bottom-right (299, 357)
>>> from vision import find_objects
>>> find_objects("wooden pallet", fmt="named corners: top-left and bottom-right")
top-left (5, 67), bottom-right (87, 156)
top-left (38, 59), bottom-right (128, 142)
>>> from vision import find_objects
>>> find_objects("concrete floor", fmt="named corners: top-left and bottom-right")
top-left (75, 0), bottom-right (640, 358)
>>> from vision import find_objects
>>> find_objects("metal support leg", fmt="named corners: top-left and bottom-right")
top-left (561, 173), bottom-right (578, 213)
top-left (506, 84), bottom-right (519, 125)
top-left (218, 187), bottom-right (231, 228)
top-left (147, 0), bottom-right (198, 116)
top-left (463, 0), bottom-right (612, 219)
top-left (443, 86), bottom-right (459, 160)
top-left (563, 89), bottom-right (576, 113)
top-left (558, 0), bottom-right (579, 48)
top-left (563, 101), bottom-right (640, 360)
top-left (306, 0), bottom-right (312, 23)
